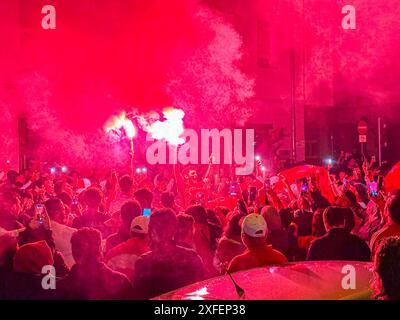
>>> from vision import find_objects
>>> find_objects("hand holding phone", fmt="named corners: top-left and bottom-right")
top-left (370, 181), bottom-right (379, 197)
top-left (29, 204), bottom-right (51, 230)
top-left (237, 199), bottom-right (248, 215)
top-left (248, 186), bottom-right (257, 203)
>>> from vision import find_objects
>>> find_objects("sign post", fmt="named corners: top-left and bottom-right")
top-left (357, 120), bottom-right (368, 159)
top-left (378, 117), bottom-right (382, 167)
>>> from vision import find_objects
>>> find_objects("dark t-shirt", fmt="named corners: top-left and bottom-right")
top-left (307, 227), bottom-right (371, 261)
top-left (0, 267), bottom-right (51, 300)
top-left (293, 210), bottom-right (313, 236)
top-left (55, 261), bottom-right (133, 300)
top-left (133, 243), bottom-right (204, 299)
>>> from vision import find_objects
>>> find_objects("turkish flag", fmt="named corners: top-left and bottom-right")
top-left (280, 165), bottom-right (316, 182)
top-left (280, 165), bottom-right (335, 203)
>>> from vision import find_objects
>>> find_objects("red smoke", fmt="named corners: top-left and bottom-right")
top-left (0, 0), bottom-right (254, 168)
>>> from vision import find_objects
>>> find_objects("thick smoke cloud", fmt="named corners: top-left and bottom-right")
top-left (0, 0), bottom-right (254, 169)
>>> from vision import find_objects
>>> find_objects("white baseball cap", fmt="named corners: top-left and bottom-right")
top-left (130, 216), bottom-right (149, 234)
top-left (242, 213), bottom-right (268, 238)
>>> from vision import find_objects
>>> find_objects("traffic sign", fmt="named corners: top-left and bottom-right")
top-left (357, 120), bottom-right (368, 135)
top-left (359, 135), bottom-right (367, 143)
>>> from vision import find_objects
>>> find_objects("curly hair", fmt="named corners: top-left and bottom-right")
top-left (373, 236), bottom-right (400, 300)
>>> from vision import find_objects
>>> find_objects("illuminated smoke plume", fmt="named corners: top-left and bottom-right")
top-left (139, 107), bottom-right (185, 146)
top-left (104, 111), bottom-right (137, 139)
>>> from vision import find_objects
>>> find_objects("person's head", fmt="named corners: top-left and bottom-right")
top-left (120, 200), bottom-right (142, 228)
top-left (339, 171), bottom-right (348, 182)
top-left (0, 190), bottom-right (21, 217)
top-left (185, 205), bottom-right (208, 225)
top-left (183, 167), bottom-right (198, 184)
top-left (312, 210), bottom-right (326, 237)
top-left (57, 191), bottom-right (72, 208)
top-left (261, 206), bottom-right (281, 231)
top-left (13, 240), bottom-right (54, 275)
top-left (45, 198), bottom-right (66, 224)
top-left (44, 177), bottom-right (55, 195)
top-left (373, 236), bottom-right (400, 300)
top-left (244, 174), bottom-right (256, 184)
top-left (70, 170), bottom-right (79, 185)
top-left (323, 207), bottom-right (345, 231)
top-left (206, 209), bottom-right (221, 226)
top-left (6, 170), bottom-right (19, 185)
top-left (161, 191), bottom-right (175, 208)
top-left (343, 190), bottom-right (357, 207)
top-left (71, 228), bottom-right (102, 265)
top-left (342, 207), bottom-right (355, 232)
top-left (224, 212), bottom-right (244, 241)
top-left (134, 188), bottom-right (153, 209)
top-left (83, 188), bottom-right (102, 210)
top-left (54, 180), bottom-right (64, 195)
top-left (353, 183), bottom-right (368, 204)
top-left (175, 214), bottom-right (194, 246)
top-left (0, 233), bottom-right (18, 269)
top-left (148, 208), bottom-right (177, 248)
top-left (279, 208), bottom-right (293, 229)
top-left (130, 216), bottom-right (149, 240)
top-left (352, 166), bottom-right (362, 179)
top-left (313, 195), bottom-right (330, 210)
top-left (241, 213), bottom-right (268, 249)
top-left (119, 175), bottom-right (133, 194)
top-left (22, 169), bottom-right (32, 181)
top-left (154, 174), bottom-right (168, 192)
top-left (385, 194), bottom-right (400, 225)
top-left (216, 206), bottom-right (230, 217)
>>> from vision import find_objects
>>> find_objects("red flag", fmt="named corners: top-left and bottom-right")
top-left (280, 165), bottom-right (335, 203)
top-left (384, 161), bottom-right (400, 193)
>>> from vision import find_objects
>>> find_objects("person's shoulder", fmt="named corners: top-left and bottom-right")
top-left (51, 220), bottom-right (76, 233)
top-left (227, 252), bottom-right (246, 273)
top-left (347, 232), bottom-right (370, 250)
top-left (270, 247), bottom-right (288, 262)
top-left (135, 249), bottom-right (154, 264)
top-left (348, 232), bottom-right (367, 242)
top-left (311, 232), bottom-right (330, 244)
top-left (174, 245), bottom-right (204, 266)
top-left (106, 232), bottom-right (118, 242)
top-left (175, 244), bottom-right (201, 258)
top-left (307, 234), bottom-right (328, 254)
top-left (72, 215), bottom-right (85, 227)
top-left (102, 262), bottom-right (131, 281)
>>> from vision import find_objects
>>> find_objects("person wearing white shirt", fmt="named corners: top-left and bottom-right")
top-left (45, 198), bottom-right (77, 268)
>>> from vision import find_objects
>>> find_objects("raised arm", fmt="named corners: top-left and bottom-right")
top-left (202, 154), bottom-right (214, 182)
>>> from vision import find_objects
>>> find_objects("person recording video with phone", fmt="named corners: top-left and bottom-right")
top-left (17, 204), bottom-right (69, 277)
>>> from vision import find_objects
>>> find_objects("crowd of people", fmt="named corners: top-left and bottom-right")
top-left (0, 152), bottom-right (400, 300)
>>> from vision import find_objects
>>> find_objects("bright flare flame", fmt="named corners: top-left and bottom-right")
top-left (104, 111), bottom-right (136, 139)
top-left (147, 107), bottom-right (185, 146)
